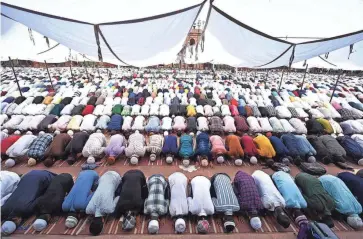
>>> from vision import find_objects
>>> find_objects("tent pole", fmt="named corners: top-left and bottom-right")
top-left (69, 61), bottom-right (75, 85)
top-left (96, 65), bottom-right (101, 79)
top-left (266, 70), bottom-right (269, 80)
top-left (300, 64), bottom-right (308, 90)
top-left (278, 69), bottom-right (285, 91)
top-left (329, 71), bottom-right (341, 103)
top-left (83, 61), bottom-right (90, 80)
top-left (44, 60), bottom-right (55, 90)
top-left (8, 57), bottom-right (22, 97)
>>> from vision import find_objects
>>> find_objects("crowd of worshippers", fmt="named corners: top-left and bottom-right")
top-left (0, 75), bottom-right (363, 168)
top-left (1, 169), bottom-right (363, 236)
top-left (1, 71), bottom-right (363, 169)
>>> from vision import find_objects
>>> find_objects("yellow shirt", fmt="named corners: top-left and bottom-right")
top-left (43, 96), bottom-right (53, 105)
top-left (253, 135), bottom-right (276, 158)
top-left (187, 105), bottom-right (196, 117)
top-left (316, 118), bottom-right (334, 134)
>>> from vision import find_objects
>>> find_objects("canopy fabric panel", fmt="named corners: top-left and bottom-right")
top-left (1, 3), bottom-right (97, 59)
top-left (194, 5), bottom-right (363, 68)
top-left (1, 1), bottom-right (205, 67)
top-left (97, 4), bottom-right (202, 67)
top-left (1, 14), bottom-right (83, 63)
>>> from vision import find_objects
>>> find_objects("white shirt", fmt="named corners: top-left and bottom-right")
top-left (169, 172), bottom-right (189, 217)
top-left (196, 105), bottom-right (205, 115)
top-left (197, 117), bottom-right (209, 131)
top-left (289, 118), bottom-right (307, 134)
top-left (161, 117), bottom-right (172, 130)
top-left (93, 105), bottom-right (105, 116)
top-left (61, 104), bottom-right (75, 115)
top-left (0, 115), bottom-right (9, 126)
top-left (103, 104), bottom-right (113, 116)
top-left (188, 176), bottom-right (215, 216)
top-left (252, 170), bottom-right (286, 211)
top-left (204, 105), bottom-right (213, 116)
top-left (80, 114), bottom-right (97, 132)
top-left (141, 105), bottom-right (150, 116)
top-left (223, 116), bottom-right (236, 132)
top-left (258, 117), bottom-right (273, 132)
top-left (132, 115), bottom-right (145, 131)
top-left (247, 116), bottom-right (262, 133)
top-left (51, 115), bottom-right (72, 131)
top-left (173, 116), bottom-right (186, 130)
top-left (122, 116), bottom-right (134, 131)
top-left (28, 115), bottom-right (46, 130)
top-left (149, 104), bottom-right (159, 116)
top-left (221, 105), bottom-right (231, 116)
top-left (276, 106), bottom-right (292, 119)
top-left (95, 115), bottom-right (110, 130)
top-left (6, 134), bottom-right (37, 157)
top-left (4, 115), bottom-right (25, 129)
top-left (280, 119), bottom-right (296, 133)
top-left (121, 97), bottom-right (128, 106)
top-left (156, 104), bottom-right (168, 117)
top-left (1, 171), bottom-right (20, 206)
top-left (131, 104), bottom-right (141, 116)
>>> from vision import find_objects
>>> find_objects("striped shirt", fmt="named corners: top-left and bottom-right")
top-left (211, 173), bottom-right (240, 215)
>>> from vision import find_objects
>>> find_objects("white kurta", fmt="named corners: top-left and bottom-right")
top-left (169, 172), bottom-right (189, 217)
top-left (252, 170), bottom-right (286, 211)
top-left (0, 171), bottom-right (20, 206)
top-left (187, 176), bottom-right (215, 216)
top-left (6, 134), bottom-right (37, 157)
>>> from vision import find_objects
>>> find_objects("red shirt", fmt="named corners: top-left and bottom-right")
top-left (241, 135), bottom-right (258, 156)
top-left (82, 105), bottom-right (95, 116)
top-left (1, 135), bottom-right (21, 154)
top-left (230, 98), bottom-right (238, 106)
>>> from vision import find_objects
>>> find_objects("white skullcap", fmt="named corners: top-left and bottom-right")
top-left (175, 218), bottom-right (186, 233)
top-left (87, 156), bottom-right (95, 164)
top-left (250, 217), bottom-right (262, 230)
top-left (148, 220), bottom-right (159, 234)
top-left (235, 159), bottom-right (243, 166)
top-left (5, 158), bottom-right (16, 168)
top-left (166, 156), bottom-right (173, 164)
top-left (217, 156), bottom-right (224, 164)
top-left (150, 154), bottom-right (156, 162)
top-left (307, 156), bottom-right (316, 163)
top-left (250, 156), bottom-right (258, 165)
top-left (14, 130), bottom-right (21, 135)
top-left (130, 156), bottom-right (138, 165)
top-left (164, 131), bottom-right (169, 136)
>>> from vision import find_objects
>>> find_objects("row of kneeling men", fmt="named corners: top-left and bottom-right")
top-left (1, 169), bottom-right (363, 236)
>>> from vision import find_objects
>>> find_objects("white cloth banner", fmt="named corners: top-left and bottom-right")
top-left (1, 1), bottom-right (204, 67)
top-left (195, 5), bottom-right (363, 68)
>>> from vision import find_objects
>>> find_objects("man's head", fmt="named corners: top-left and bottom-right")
top-left (222, 215), bottom-right (235, 233)
top-left (89, 217), bottom-right (103, 236)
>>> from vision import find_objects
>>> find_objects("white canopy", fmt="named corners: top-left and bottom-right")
top-left (1, 0), bottom-right (363, 69)
top-left (1, 0), bottom-right (205, 67)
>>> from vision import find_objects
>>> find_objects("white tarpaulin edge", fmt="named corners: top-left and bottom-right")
top-left (194, 5), bottom-right (363, 68)
top-left (1, 1), bottom-right (205, 67)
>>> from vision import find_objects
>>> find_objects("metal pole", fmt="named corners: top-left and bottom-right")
top-left (83, 61), bottom-right (90, 80)
top-left (300, 64), bottom-right (309, 90)
top-left (266, 70), bottom-right (269, 80)
top-left (69, 61), bottom-right (75, 85)
top-left (329, 72), bottom-right (341, 103)
top-left (44, 60), bottom-right (54, 90)
top-left (8, 57), bottom-right (22, 97)
top-left (96, 65), bottom-right (101, 79)
top-left (278, 69), bottom-right (285, 91)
